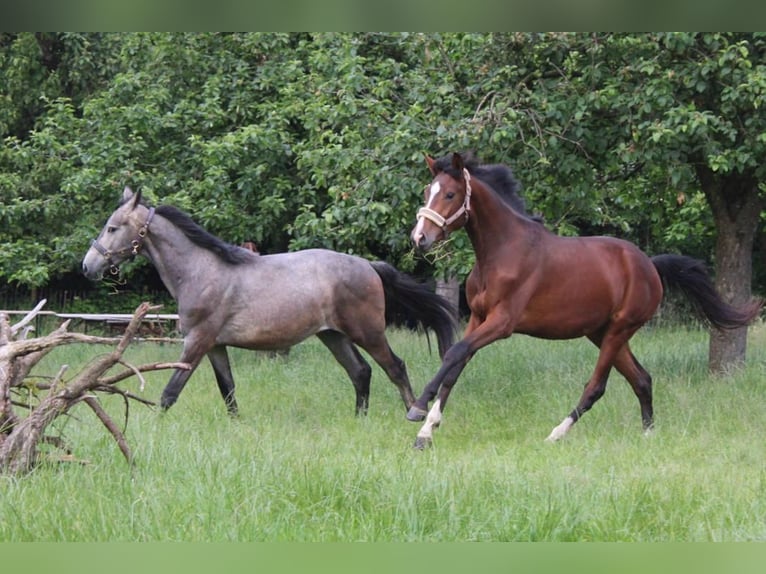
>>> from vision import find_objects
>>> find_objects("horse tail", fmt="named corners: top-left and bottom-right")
top-left (370, 261), bottom-right (458, 357)
top-left (652, 254), bottom-right (763, 330)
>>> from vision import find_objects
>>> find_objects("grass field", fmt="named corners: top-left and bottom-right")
top-left (1, 321), bottom-right (765, 541)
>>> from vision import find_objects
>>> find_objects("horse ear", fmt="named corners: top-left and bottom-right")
top-left (451, 152), bottom-right (464, 172)
top-left (424, 154), bottom-right (438, 176)
top-left (122, 186), bottom-right (142, 208)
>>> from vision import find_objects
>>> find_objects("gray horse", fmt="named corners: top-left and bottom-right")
top-left (82, 187), bottom-right (457, 415)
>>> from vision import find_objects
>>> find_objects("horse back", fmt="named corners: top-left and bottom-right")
top-left (207, 249), bottom-right (385, 348)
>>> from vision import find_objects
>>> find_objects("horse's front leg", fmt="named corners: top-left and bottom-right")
top-left (409, 313), bottom-right (514, 449)
top-left (160, 335), bottom-right (210, 410)
top-left (405, 343), bottom-right (470, 422)
top-left (406, 313), bottom-right (482, 422)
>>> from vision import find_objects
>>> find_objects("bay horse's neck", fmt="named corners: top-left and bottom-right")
top-left (464, 180), bottom-right (531, 265)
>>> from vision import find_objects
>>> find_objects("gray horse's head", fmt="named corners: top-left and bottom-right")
top-left (82, 186), bottom-right (153, 280)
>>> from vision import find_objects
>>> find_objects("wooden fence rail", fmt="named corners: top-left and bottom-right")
top-left (0, 310), bottom-right (180, 338)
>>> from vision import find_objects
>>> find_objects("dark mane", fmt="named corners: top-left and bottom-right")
top-left (153, 204), bottom-right (255, 265)
top-left (432, 152), bottom-right (528, 215)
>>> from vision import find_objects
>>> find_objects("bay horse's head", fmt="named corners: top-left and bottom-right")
top-left (82, 186), bottom-right (154, 280)
top-left (411, 152), bottom-right (472, 252)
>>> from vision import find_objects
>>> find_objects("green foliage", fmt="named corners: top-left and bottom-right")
top-left (0, 33), bottom-right (764, 301)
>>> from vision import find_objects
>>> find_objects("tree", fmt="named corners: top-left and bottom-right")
top-left (0, 33), bottom-right (762, 372)
top-left (509, 33), bottom-right (766, 371)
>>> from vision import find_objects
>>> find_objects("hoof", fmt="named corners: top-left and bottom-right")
top-left (413, 436), bottom-right (432, 450)
top-left (406, 406), bottom-right (427, 422)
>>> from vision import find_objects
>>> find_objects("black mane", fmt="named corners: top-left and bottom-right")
top-left (432, 152), bottom-right (528, 215)
top-left (153, 204), bottom-right (255, 265)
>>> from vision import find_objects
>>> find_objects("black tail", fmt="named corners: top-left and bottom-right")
top-left (370, 261), bottom-right (458, 357)
top-left (652, 254), bottom-right (763, 330)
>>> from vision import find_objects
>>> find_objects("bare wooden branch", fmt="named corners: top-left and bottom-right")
top-left (98, 361), bottom-right (191, 387)
top-left (83, 396), bottom-right (132, 464)
top-left (85, 384), bottom-right (156, 407)
top-left (1, 301), bottom-right (183, 475)
top-left (9, 299), bottom-right (48, 337)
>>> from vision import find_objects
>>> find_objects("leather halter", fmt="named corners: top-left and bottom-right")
top-left (416, 169), bottom-right (472, 234)
top-left (90, 207), bottom-right (155, 275)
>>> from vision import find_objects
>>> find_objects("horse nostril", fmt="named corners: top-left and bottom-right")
top-left (413, 233), bottom-right (430, 252)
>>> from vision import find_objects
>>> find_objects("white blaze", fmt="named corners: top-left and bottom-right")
top-left (412, 181), bottom-right (441, 242)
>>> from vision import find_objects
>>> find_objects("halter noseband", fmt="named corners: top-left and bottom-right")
top-left (416, 169), bottom-right (472, 234)
top-left (91, 207), bottom-right (155, 275)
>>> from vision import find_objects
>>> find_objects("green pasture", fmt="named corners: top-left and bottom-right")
top-left (1, 322), bottom-right (765, 541)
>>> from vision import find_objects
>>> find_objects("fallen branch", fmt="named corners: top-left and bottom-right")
top-left (0, 301), bottom-right (189, 475)
top-left (82, 396), bottom-right (132, 464)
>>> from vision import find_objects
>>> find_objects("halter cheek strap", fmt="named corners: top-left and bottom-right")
top-left (91, 207), bottom-right (155, 275)
top-left (416, 169), bottom-right (472, 233)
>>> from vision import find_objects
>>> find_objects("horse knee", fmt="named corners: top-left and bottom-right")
top-left (586, 385), bottom-right (606, 407)
top-left (443, 340), bottom-right (470, 365)
top-left (639, 373), bottom-right (653, 396)
top-left (350, 363), bottom-right (372, 400)
top-left (390, 355), bottom-right (407, 379)
top-left (577, 380), bottom-right (607, 414)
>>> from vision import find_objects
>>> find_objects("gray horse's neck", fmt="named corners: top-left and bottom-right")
top-left (140, 212), bottom-right (223, 302)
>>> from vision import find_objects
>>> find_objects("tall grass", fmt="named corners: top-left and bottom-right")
top-left (1, 322), bottom-right (765, 541)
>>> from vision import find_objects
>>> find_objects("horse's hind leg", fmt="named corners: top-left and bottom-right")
top-left (358, 336), bottom-right (417, 411)
top-left (584, 335), bottom-right (653, 431)
top-left (546, 327), bottom-right (640, 442)
top-left (317, 330), bottom-right (372, 415)
top-left (612, 344), bottom-right (653, 431)
top-left (207, 345), bottom-right (238, 416)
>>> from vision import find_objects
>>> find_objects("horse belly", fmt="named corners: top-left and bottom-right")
top-left (515, 263), bottom-right (660, 340)
top-left (515, 283), bottom-right (617, 340)
top-left (216, 298), bottom-right (328, 350)
top-left (209, 249), bottom-right (380, 350)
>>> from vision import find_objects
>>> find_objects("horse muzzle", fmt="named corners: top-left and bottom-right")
top-left (412, 226), bottom-right (442, 253)
top-left (82, 257), bottom-right (107, 281)
top-left (82, 243), bottom-right (120, 280)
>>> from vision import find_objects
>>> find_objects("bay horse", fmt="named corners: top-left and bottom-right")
top-left (408, 151), bottom-right (762, 448)
top-left (82, 187), bottom-right (457, 416)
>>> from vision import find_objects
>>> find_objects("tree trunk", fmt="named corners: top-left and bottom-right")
top-left (435, 275), bottom-right (460, 317)
top-left (697, 166), bottom-right (763, 373)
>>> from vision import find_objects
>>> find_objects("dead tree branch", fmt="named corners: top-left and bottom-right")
top-left (0, 301), bottom-right (190, 475)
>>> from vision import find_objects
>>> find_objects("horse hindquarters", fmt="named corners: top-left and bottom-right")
top-left (369, 261), bottom-right (458, 357)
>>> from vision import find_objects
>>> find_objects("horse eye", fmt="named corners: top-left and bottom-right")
top-left (446, 192), bottom-right (455, 200)
top-left (107, 226), bottom-right (117, 233)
